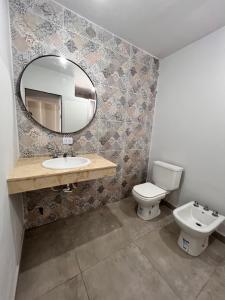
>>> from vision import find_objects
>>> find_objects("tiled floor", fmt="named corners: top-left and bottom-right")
top-left (16, 198), bottom-right (225, 300)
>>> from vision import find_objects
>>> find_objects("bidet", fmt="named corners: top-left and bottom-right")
top-left (173, 201), bottom-right (225, 256)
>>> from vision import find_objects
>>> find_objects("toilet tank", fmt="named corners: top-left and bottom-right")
top-left (152, 161), bottom-right (183, 191)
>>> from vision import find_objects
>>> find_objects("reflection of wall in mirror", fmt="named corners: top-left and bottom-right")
top-left (62, 97), bottom-right (95, 132)
top-left (21, 65), bottom-right (75, 101)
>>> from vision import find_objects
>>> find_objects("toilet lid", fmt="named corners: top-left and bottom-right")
top-left (133, 182), bottom-right (166, 198)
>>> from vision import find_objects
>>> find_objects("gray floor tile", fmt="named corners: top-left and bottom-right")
top-left (200, 238), bottom-right (225, 265)
top-left (76, 227), bottom-right (131, 271)
top-left (37, 275), bottom-right (88, 300)
top-left (197, 261), bottom-right (225, 300)
top-left (20, 224), bottom-right (72, 273)
top-left (17, 198), bottom-right (225, 300)
top-left (65, 205), bottom-right (122, 248)
top-left (135, 223), bottom-right (225, 300)
top-left (21, 205), bottom-right (122, 272)
top-left (16, 249), bottom-right (80, 300)
top-left (107, 197), bottom-right (172, 240)
top-left (83, 244), bottom-right (179, 300)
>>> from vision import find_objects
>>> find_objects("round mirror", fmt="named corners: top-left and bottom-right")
top-left (19, 55), bottom-right (97, 133)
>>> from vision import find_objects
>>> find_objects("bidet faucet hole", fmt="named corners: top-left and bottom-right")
top-left (196, 222), bottom-right (202, 227)
top-left (38, 207), bottom-right (44, 215)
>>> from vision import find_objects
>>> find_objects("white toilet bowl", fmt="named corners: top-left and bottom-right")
top-left (132, 183), bottom-right (167, 220)
top-left (173, 201), bottom-right (225, 256)
top-left (132, 161), bottom-right (183, 221)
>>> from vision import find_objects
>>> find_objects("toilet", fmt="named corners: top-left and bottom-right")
top-left (132, 161), bottom-right (183, 220)
top-left (173, 201), bottom-right (225, 256)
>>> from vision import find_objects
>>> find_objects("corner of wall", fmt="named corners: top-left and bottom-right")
top-left (0, 0), bottom-right (24, 299)
top-left (147, 60), bottom-right (161, 181)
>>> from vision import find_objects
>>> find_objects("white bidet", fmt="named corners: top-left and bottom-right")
top-left (173, 201), bottom-right (225, 256)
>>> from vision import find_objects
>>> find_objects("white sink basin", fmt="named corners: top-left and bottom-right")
top-left (42, 157), bottom-right (91, 170)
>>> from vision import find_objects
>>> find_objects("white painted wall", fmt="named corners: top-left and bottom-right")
top-left (62, 97), bottom-right (93, 132)
top-left (21, 64), bottom-right (75, 100)
top-left (0, 0), bottom-right (24, 299)
top-left (150, 26), bottom-right (225, 235)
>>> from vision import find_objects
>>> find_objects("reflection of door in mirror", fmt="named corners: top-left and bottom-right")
top-left (25, 89), bottom-right (62, 132)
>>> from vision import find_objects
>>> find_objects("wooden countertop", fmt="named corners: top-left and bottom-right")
top-left (7, 154), bottom-right (117, 194)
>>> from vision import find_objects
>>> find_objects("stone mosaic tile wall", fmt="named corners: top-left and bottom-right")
top-left (9, 0), bottom-right (159, 228)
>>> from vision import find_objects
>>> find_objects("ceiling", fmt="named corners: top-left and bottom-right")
top-left (57, 0), bottom-right (225, 58)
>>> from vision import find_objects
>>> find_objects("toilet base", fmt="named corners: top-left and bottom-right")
top-left (137, 203), bottom-right (160, 221)
top-left (178, 230), bottom-right (209, 256)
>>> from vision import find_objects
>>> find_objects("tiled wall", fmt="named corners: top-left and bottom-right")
top-left (9, 0), bottom-right (159, 228)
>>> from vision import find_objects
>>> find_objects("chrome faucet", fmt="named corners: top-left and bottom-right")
top-left (193, 201), bottom-right (199, 207)
top-left (71, 151), bottom-right (76, 157)
top-left (63, 151), bottom-right (76, 157)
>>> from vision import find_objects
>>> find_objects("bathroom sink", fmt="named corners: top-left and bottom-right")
top-left (42, 157), bottom-right (91, 170)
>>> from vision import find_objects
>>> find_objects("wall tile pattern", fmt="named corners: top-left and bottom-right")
top-left (9, 0), bottom-right (159, 228)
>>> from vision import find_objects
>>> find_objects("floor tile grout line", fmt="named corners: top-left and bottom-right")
top-left (127, 215), bottom-right (174, 244)
top-left (33, 274), bottom-right (79, 300)
top-left (194, 266), bottom-right (219, 299)
top-left (106, 202), bottom-right (173, 236)
top-left (78, 237), bottom-right (134, 274)
top-left (80, 271), bottom-right (91, 300)
top-left (80, 241), bottom-right (136, 276)
top-left (133, 240), bottom-right (182, 300)
top-left (77, 200), bottom-right (224, 299)
top-left (76, 210), bottom-right (172, 275)
top-left (18, 199), bottom-right (225, 300)
top-left (74, 249), bottom-right (91, 300)
top-left (196, 243), bottom-right (225, 299)
top-left (131, 209), bottom-right (225, 300)
top-left (21, 249), bottom-right (83, 299)
top-left (79, 241), bottom-right (183, 300)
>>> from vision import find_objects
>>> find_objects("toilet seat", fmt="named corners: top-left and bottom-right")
top-left (132, 182), bottom-right (167, 220)
top-left (133, 182), bottom-right (166, 199)
top-left (132, 189), bottom-right (164, 203)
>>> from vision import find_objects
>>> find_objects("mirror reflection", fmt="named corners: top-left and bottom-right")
top-left (20, 55), bottom-right (97, 133)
